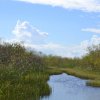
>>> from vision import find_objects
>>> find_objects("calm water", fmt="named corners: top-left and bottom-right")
top-left (41, 73), bottom-right (100, 100)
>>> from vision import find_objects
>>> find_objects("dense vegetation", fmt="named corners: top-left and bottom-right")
top-left (45, 44), bottom-right (100, 87)
top-left (0, 42), bottom-right (50, 100)
top-left (0, 42), bottom-right (100, 100)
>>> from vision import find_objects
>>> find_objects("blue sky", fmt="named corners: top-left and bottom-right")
top-left (1, 0), bottom-right (100, 57)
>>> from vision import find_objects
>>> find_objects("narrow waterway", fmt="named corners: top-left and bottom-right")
top-left (41, 73), bottom-right (100, 100)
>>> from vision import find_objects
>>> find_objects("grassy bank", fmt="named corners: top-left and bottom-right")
top-left (47, 67), bottom-right (100, 87)
top-left (65, 68), bottom-right (100, 87)
top-left (0, 70), bottom-right (51, 100)
top-left (0, 42), bottom-right (100, 100)
top-left (86, 80), bottom-right (100, 87)
top-left (45, 44), bottom-right (100, 87)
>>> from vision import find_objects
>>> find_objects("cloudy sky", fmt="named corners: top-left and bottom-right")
top-left (1, 0), bottom-right (100, 57)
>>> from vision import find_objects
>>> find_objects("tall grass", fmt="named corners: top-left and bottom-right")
top-left (0, 42), bottom-right (50, 100)
top-left (1, 41), bottom-right (100, 100)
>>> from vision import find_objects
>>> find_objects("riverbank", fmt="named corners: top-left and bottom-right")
top-left (1, 42), bottom-right (100, 100)
top-left (41, 73), bottom-right (100, 100)
top-left (47, 67), bottom-right (100, 87)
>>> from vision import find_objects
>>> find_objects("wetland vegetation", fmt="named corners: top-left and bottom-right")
top-left (0, 42), bottom-right (100, 100)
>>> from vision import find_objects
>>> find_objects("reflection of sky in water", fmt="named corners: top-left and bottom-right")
top-left (41, 73), bottom-right (100, 100)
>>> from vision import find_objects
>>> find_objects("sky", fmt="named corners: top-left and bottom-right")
top-left (0, 0), bottom-right (100, 57)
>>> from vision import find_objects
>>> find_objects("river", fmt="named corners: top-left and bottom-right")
top-left (41, 73), bottom-right (100, 100)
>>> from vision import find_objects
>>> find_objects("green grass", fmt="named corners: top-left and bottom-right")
top-left (1, 42), bottom-right (100, 100)
top-left (86, 80), bottom-right (100, 87)
top-left (0, 69), bottom-right (51, 100)
top-left (0, 42), bottom-right (51, 100)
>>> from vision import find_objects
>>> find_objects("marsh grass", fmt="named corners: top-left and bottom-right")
top-left (45, 44), bottom-right (100, 87)
top-left (0, 42), bottom-right (51, 100)
top-left (1, 42), bottom-right (100, 100)
top-left (86, 80), bottom-right (100, 87)
top-left (0, 70), bottom-right (51, 100)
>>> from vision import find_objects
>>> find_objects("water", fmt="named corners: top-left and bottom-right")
top-left (41, 73), bottom-right (100, 100)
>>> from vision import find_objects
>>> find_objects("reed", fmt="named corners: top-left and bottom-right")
top-left (0, 42), bottom-right (50, 100)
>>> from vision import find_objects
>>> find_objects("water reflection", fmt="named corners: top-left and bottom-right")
top-left (41, 73), bottom-right (100, 100)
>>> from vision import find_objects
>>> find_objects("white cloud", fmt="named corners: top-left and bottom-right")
top-left (23, 35), bottom-right (100, 58)
top-left (15, 0), bottom-right (100, 12)
top-left (23, 42), bottom-right (86, 58)
top-left (12, 20), bottom-right (48, 43)
top-left (82, 28), bottom-right (100, 34)
top-left (12, 20), bottom-right (32, 38)
top-left (90, 35), bottom-right (100, 44)
top-left (6, 20), bottom-right (100, 58)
